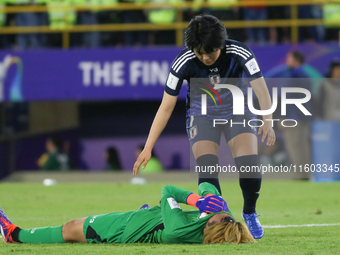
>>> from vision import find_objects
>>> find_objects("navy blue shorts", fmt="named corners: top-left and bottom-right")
top-left (186, 111), bottom-right (258, 145)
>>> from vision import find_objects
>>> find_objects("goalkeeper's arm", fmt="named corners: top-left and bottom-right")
top-left (161, 184), bottom-right (227, 213)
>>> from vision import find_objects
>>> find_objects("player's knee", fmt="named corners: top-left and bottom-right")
top-left (193, 141), bottom-right (219, 158)
top-left (62, 219), bottom-right (86, 243)
top-left (62, 220), bottom-right (76, 242)
top-left (196, 154), bottom-right (219, 167)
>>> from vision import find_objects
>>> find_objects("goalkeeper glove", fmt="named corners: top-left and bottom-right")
top-left (187, 193), bottom-right (228, 214)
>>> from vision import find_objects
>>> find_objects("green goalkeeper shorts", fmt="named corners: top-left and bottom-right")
top-left (82, 212), bottom-right (131, 244)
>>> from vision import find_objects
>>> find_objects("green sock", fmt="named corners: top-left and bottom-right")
top-left (18, 225), bottom-right (66, 244)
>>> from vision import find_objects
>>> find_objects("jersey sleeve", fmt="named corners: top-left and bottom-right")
top-left (241, 45), bottom-right (263, 81)
top-left (160, 185), bottom-right (194, 243)
top-left (164, 50), bottom-right (194, 96)
top-left (198, 182), bottom-right (221, 197)
top-left (161, 185), bottom-right (192, 205)
top-left (227, 43), bottom-right (263, 81)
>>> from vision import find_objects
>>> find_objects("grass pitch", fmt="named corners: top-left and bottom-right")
top-left (0, 180), bottom-right (339, 254)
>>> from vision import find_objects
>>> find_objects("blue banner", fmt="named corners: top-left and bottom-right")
top-left (0, 43), bottom-right (339, 101)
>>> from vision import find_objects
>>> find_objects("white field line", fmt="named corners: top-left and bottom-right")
top-left (263, 223), bottom-right (340, 229)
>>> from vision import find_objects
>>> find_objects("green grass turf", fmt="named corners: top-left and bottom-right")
top-left (0, 180), bottom-right (339, 254)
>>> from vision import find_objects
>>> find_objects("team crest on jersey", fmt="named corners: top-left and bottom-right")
top-left (189, 125), bottom-right (197, 139)
top-left (209, 73), bottom-right (221, 85)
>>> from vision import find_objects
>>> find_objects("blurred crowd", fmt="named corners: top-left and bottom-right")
top-left (37, 137), bottom-right (166, 173)
top-left (0, 0), bottom-right (339, 50)
top-left (259, 51), bottom-right (340, 179)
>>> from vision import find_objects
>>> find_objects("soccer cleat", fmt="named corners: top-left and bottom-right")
top-left (138, 204), bottom-right (151, 210)
top-left (0, 207), bottom-right (18, 243)
top-left (242, 212), bottom-right (264, 239)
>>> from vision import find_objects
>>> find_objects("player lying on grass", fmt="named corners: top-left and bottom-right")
top-left (0, 183), bottom-right (254, 245)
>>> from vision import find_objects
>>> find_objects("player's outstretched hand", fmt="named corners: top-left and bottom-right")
top-left (258, 121), bottom-right (276, 146)
top-left (196, 195), bottom-right (228, 214)
top-left (133, 149), bottom-right (152, 175)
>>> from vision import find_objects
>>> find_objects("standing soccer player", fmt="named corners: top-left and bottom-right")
top-left (133, 14), bottom-right (275, 239)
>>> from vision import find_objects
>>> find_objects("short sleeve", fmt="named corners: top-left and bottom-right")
top-left (239, 45), bottom-right (263, 80)
top-left (165, 70), bottom-right (184, 96)
top-left (226, 42), bottom-right (263, 81)
top-left (164, 49), bottom-right (195, 96)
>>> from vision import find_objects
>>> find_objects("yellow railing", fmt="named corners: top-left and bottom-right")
top-left (0, 0), bottom-right (338, 48)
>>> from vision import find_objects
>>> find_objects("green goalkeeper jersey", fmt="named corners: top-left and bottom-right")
top-left (83, 183), bottom-right (233, 244)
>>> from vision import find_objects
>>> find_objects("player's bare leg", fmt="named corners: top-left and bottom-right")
top-left (227, 133), bottom-right (258, 157)
top-left (62, 218), bottom-right (88, 243)
top-left (228, 132), bottom-right (264, 239)
top-left (192, 140), bottom-right (219, 159)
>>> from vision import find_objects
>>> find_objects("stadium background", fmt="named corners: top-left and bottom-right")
top-left (0, 1), bottom-right (340, 254)
top-left (0, 1), bottom-right (339, 179)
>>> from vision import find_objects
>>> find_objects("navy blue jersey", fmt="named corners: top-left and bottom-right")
top-left (165, 39), bottom-right (263, 120)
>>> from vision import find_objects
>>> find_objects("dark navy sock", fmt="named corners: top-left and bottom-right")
top-left (196, 154), bottom-right (222, 195)
top-left (234, 155), bottom-right (262, 214)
